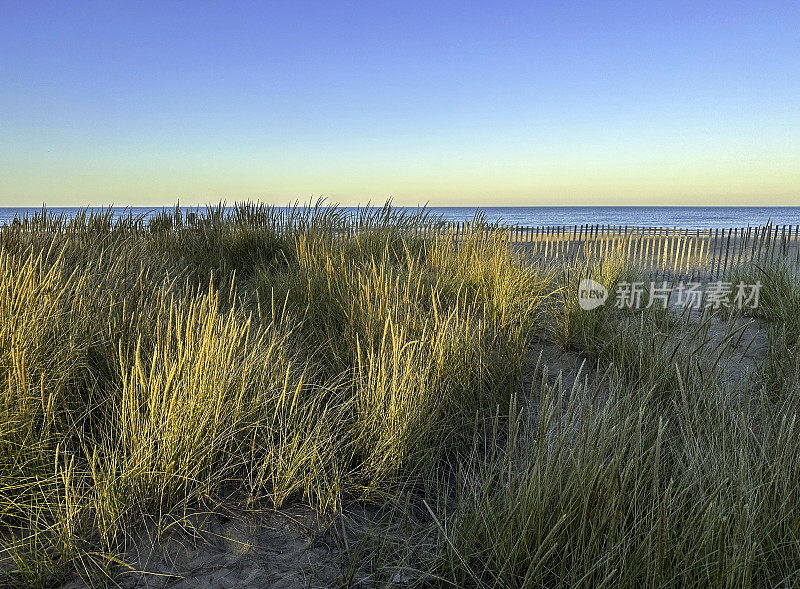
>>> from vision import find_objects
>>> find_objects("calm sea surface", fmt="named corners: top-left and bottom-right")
top-left (1, 206), bottom-right (800, 229)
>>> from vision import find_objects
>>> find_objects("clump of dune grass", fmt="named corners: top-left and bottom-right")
top-left (434, 348), bottom-right (800, 588)
top-left (423, 284), bottom-right (800, 587)
top-left (351, 246), bottom-right (800, 588)
top-left (0, 202), bottom-right (552, 587)
top-left (548, 243), bottom-right (645, 351)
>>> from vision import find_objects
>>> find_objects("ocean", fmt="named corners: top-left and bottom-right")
top-left (1, 206), bottom-right (800, 229)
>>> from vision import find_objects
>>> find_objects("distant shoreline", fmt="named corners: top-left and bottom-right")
top-left (2, 204), bottom-right (800, 229)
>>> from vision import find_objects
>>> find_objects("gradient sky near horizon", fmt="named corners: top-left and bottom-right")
top-left (1, 1), bottom-right (798, 207)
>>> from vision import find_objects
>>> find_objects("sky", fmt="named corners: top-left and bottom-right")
top-left (1, 1), bottom-right (798, 207)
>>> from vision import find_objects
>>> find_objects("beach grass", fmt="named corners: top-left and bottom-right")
top-left (0, 203), bottom-right (798, 587)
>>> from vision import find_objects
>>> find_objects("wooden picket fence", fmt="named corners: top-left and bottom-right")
top-left (438, 222), bottom-right (800, 280)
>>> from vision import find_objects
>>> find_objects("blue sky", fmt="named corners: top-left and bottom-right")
top-left (1, 1), bottom-right (798, 206)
